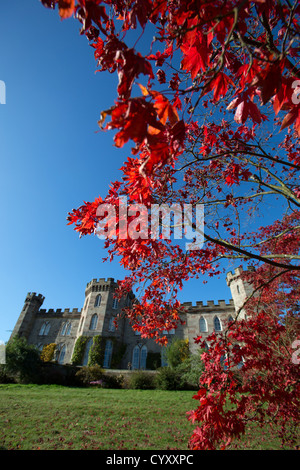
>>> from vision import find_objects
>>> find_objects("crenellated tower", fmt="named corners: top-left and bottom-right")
top-left (10, 292), bottom-right (45, 340)
top-left (226, 266), bottom-right (254, 319)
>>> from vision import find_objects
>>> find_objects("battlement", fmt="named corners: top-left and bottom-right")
top-left (86, 277), bottom-right (116, 286)
top-left (85, 277), bottom-right (117, 294)
top-left (25, 292), bottom-right (45, 305)
top-left (181, 299), bottom-right (234, 309)
top-left (38, 308), bottom-right (82, 317)
top-left (226, 265), bottom-right (255, 285)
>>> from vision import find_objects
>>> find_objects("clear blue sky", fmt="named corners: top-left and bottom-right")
top-left (0, 1), bottom-right (236, 343)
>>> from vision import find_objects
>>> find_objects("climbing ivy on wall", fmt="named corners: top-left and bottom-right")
top-left (71, 336), bottom-right (89, 365)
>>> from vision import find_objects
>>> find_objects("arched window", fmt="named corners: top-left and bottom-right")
top-left (132, 345), bottom-right (140, 370)
top-left (132, 345), bottom-right (147, 370)
top-left (112, 297), bottom-right (118, 309)
top-left (199, 316), bottom-right (208, 332)
top-left (89, 314), bottom-right (98, 330)
top-left (82, 337), bottom-right (93, 366)
top-left (214, 316), bottom-right (222, 332)
top-left (39, 321), bottom-right (51, 336)
top-left (58, 344), bottom-right (66, 364)
top-left (108, 317), bottom-right (116, 332)
top-left (61, 321), bottom-right (72, 336)
top-left (94, 294), bottom-right (102, 307)
top-left (103, 340), bottom-right (113, 368)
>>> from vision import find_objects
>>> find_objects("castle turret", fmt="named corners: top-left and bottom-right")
top-left (10, 292), bottom-right (45, 340)
top-left (226, 266), bottom-right (254, 319)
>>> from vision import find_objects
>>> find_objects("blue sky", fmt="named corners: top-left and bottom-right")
top-left (0, 1), bottom-right (237, 343)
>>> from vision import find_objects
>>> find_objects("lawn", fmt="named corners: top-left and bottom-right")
top-left (0, 384), bottom-right (298, 450)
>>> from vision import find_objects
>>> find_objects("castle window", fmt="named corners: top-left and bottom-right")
top-left (82, 338), bottom-right (93, 366)
top-left (161, 348), bottom-right (168, 367)
top-left (237, 285), bottom-right (240, 294)
top-left (57, 344), bottom-right (66, 364)
top-left (103, 340), bottom-right (113, 368)
top-left (214, 316), bottom-right (222, 332)
top-left (132, 345), bottom-right (147, 370)
top-left (89, 314), bottom-right (98, 330)
top-left (39, 321), bottom-right (50, 336)
top-left (61, 321), bottom-right (72, 336)
top-left (108, 317), bottom-right (116, 332)
top-left (199, 316), bottom-right (208, 332)
top-left (112, 297), bottom-right (118, 309)
top-left (94, 294), bottom-right (102, 307)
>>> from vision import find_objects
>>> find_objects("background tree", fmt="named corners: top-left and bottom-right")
top-left (4, 337), bottom-right (42, 384)
top-left (40, 0), bottom-right (300, 448)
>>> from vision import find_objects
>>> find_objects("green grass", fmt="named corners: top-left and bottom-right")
top-left (0, 384), bottom-right (298, 450)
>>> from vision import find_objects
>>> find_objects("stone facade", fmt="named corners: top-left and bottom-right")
top-left (10, 267), bottom-right (251, 369)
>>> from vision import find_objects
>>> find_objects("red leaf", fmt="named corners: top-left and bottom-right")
top-left (181, 31), bottom-right (210, 80)
top-left (58, 0), bottom-right (75, 19)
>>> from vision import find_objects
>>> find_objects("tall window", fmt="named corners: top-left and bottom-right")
top-left (132, 345), bottom-right (147, 370)
top-left (161, 348), bottom-right (168, 367)
top-left (61, 321), bottom-right (72, 336)
top-left (199, 316), bottom-right (208, 332)
top-left (112, 297), bottom-right (118, 309)
top-left (103, 340), bottom-right (113, 368)
top-left (57, 344), bottom-right (66, 364)
top-left (214, 316), bottom-right (222, 332)
top-left (89, 314), bottom-right (98, 330)
top-left (94, 294), bottom-right (101, 307)
top-left (82, 338), bottom-right (93, 366)
top-left (108, 317), bottom-right (116, 332)
top-left (39, 321), bottom-right (50, 336)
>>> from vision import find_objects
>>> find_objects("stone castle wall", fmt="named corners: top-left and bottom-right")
top-left (10, 268), bottom-right (248, 369)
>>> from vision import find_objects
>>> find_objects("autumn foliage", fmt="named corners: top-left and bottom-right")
top-left (41, 0), bottom-right (300, 449)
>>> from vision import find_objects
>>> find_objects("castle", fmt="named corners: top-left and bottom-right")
top-left (10, 267), bottom-right (250, 370)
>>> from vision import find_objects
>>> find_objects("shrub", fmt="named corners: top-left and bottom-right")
top-left (75, 365), bottom-right (104, 386)
top-left (102, 373), bottom-right (124, 389)
top-left (155, 366), bottom-right (184, 390)
top-left (0, 365), bottom-right (15, 384)
top-left (128, 371), bottom-right (156, 389)
top-left (164, 338), bottom-right (189, 369)
top-left (4, 337), bottom-right (42, 384)
top-left (40, 343), bottom-right (56, 362)
top-left (175, 351), bottom-right (205, 390)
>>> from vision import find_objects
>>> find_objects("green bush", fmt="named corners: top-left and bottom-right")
top-left (75, 365), bottom-right (105, 386)
top-left (164, 338), bottom-right (189, 369)
top-left (154, 366), bottom-right (184, 390)
top-left (0, 365), bottom-right (15, 384)
top-left (175, 351), bottom-right (205, 390)
top-left (128, 371), bottom-right (156, 389)
top-left (4, 337), bottom-right (42, 384)
top-left (102, 373), bottom-right (124, 389)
